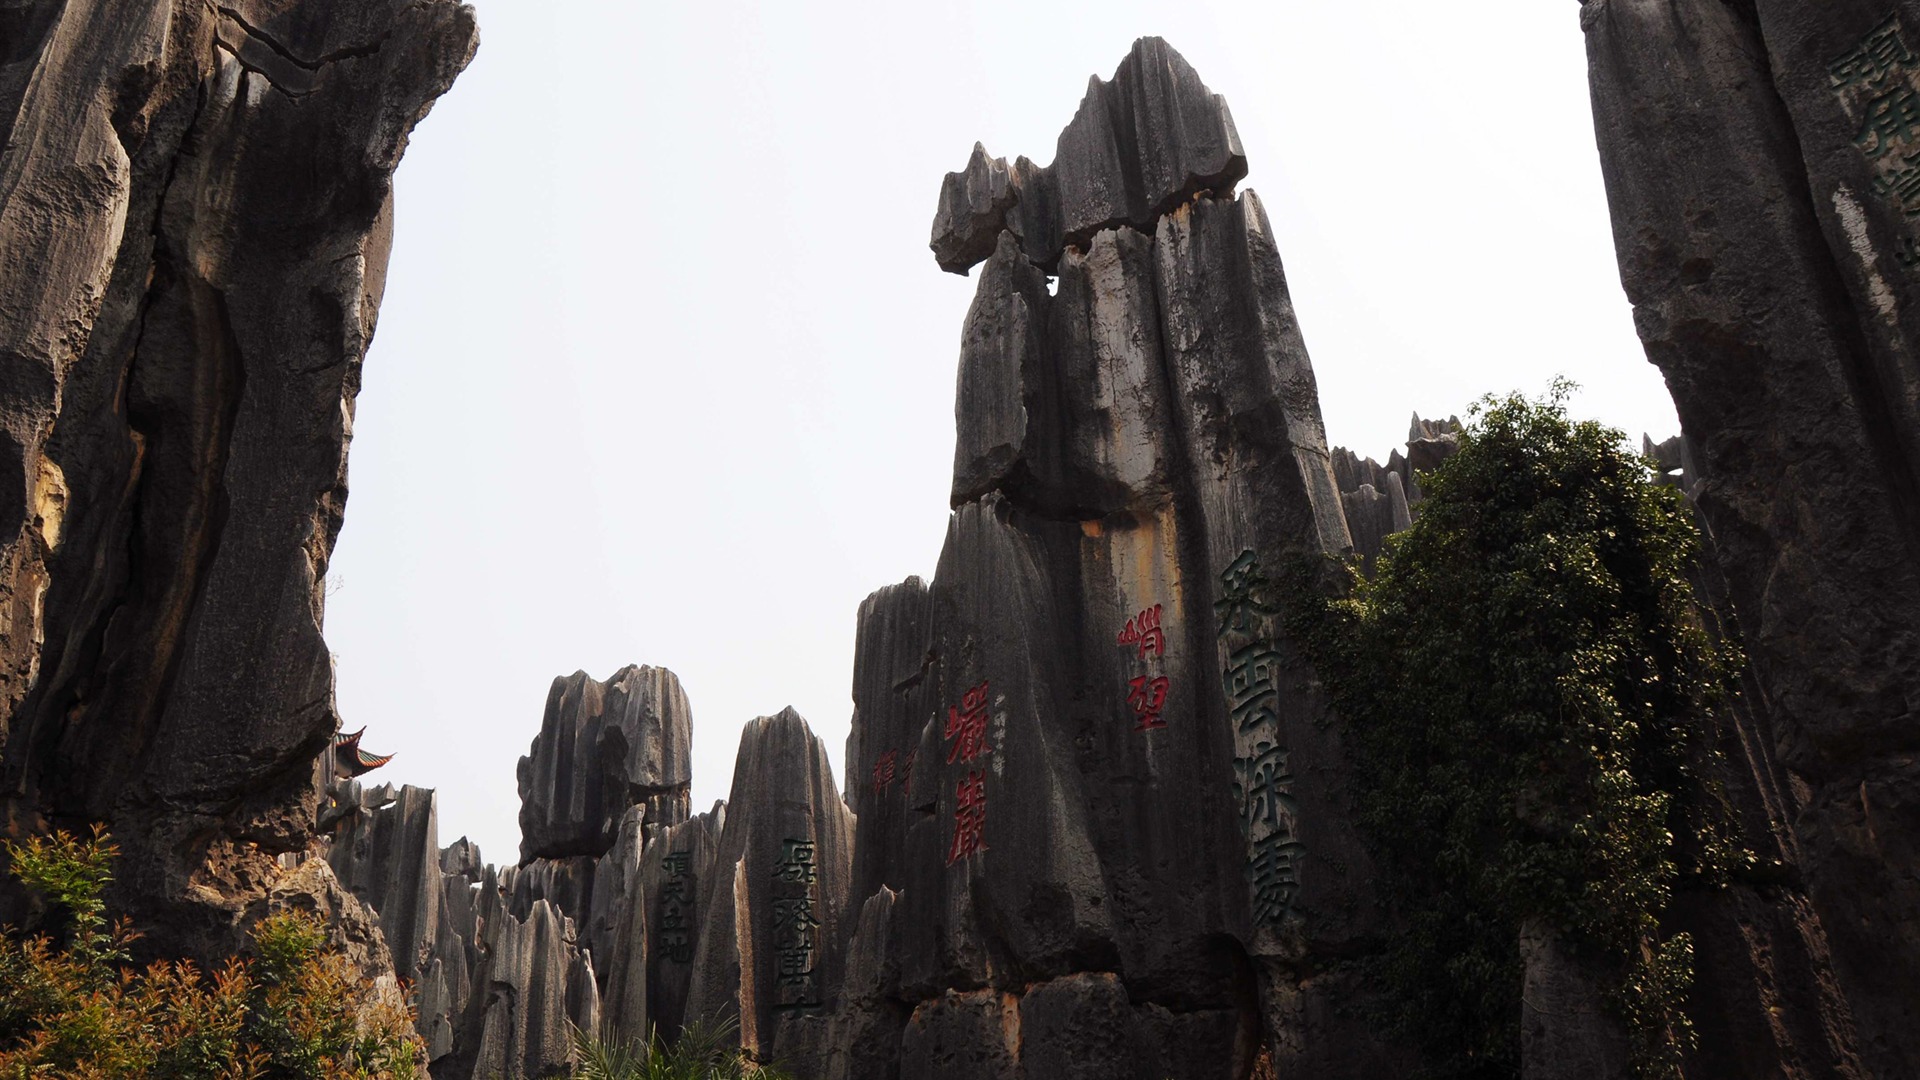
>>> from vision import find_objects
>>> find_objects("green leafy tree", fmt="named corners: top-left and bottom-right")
top-left (0, 828), bottom-right (420, 1079)
top-left (1291, 384), bottom-right (1746, 1079)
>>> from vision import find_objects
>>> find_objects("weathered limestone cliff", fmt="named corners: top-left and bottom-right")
top-left (0, 0), bottom-right (475, 960)
top-left (1585, 3), bottom-right (1920, 1076)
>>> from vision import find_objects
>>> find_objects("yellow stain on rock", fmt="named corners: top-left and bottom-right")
top-left (33, 457), bottom-right (66, 551)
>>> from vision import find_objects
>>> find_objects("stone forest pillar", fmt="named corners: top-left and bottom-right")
top-left (832, 36), bottom-right (1412, 1080)
top-left (1585, 3), bottom-right (1920, 1075)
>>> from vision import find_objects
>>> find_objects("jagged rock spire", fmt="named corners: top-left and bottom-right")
top-left (930, 38), bottom-right (1248, 274)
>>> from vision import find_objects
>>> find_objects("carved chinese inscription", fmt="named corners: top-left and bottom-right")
top-left (1832, 16), bottom-right (1920, 262)
top-left (1224, 643), bottom-right (1284, 733)
top-left (1217, 548), bottom-right (1303, 926)
top-left (659, 849), bottom-right (694, 963)
top-left (944, 683), bottom-right (992, 866)
top-left (944, 681), bottom-right (991, 763)
top-left (1833, 15), bottom-right (1917, 91)
top-left (1118, 604), bottom-right (1172, 731)
top-left (871, 749), bottom-right (898, 796)
top-left (1235, 739), bottom-right (1303, 922)
top-left (773, 838), bottom-right (819, 884)
top-left (1117, 603), bottom-right (1166, 658)
top-left (770, 837), bottom-right (821, 1011)
top-left (1127, 675), bottom-right (1169, 729)
top-left (946, 769), bottom-right (988, 865)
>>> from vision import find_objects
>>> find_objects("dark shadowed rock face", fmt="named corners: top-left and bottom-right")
top-left (0, 0), bottom-right (475, 962)
top-left (519, 665), bottom-right (694, 862)
top-left (632, 802), bottom-right (726, 1041)
top-left (684, 708), bottom-right (856, 1077)
top-left (844, 578), bottom-right (933, 913)
top-left (1586, 2), bottom-right (1920, 1075)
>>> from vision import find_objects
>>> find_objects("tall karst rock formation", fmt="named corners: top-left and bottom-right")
top-left (830, 37), bottom-right (1401, 1080)
top-left (1585, 3), bottom-right (1920, 1077)
top-left (0, 0), bottom-right (475, 958)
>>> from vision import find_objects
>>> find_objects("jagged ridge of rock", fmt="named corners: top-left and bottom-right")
top-left (0, 0), bottom-right (476, 964)
top-left (1585, 3), bottom-right (1920, 1075)
top-left (1327, 412), bottom-right (1459, 574)
top-left (930, 37), bottom-right (1247, 275)
top-left (519, 665), bottom-right (694, 863)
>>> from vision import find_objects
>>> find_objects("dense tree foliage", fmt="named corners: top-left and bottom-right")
top-left (0, 829), bottom-right (420, 1079)
top-left (1291, 385), bottom-right (1746, 1079)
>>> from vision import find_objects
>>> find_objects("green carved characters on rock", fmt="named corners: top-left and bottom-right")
top-left (1219, 548), bottom-right (1304, 929)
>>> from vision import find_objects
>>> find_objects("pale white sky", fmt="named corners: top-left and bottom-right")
top-left (327, 0), bottom-right (1676, 863)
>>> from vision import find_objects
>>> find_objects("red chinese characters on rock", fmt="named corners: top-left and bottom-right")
top-left (946, 769), bottom-right (988, 865)
top-left (944, 681), bottom-right (991, 764)
top-left (943, 682), bottom-right (991, 867)
top-left (1118, 604), bottom-right (1171, 732)
top-left (1128, 675), bottom-right (1169, 730)
top-left (871, 749), bottom-right (897, 797)
top-left (1116, 604), bottom-right (1166, 658)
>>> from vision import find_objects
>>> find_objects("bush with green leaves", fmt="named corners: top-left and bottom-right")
top-left (0, 828), bottom-right (420, 1079)
top-left (569, 1016), bottom-right (792, 1080)
top-left (1287, 384), bottom-right (1747, 1080)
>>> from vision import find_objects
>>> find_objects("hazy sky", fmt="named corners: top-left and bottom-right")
top-left (326, 0), bottom-right (1677, 863)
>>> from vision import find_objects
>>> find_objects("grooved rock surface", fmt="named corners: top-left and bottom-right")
top-left (1585, 1), bottom-right (1920, 1074)
top-left (327, 782), bottom-right (442, 988)
top-left (519, 665), bottom-right (694, 862)
top-left (684, 708), bottom-right (856, 1077)
top-left (470, 892), bottom-right (596, 1080)
top-left (930, 38), bottom-right (1246, 274)
top-left (0, 0), bottom-right (475, 961)
top-left (327, 781), bottom-right (489, 1074)
top-left (838, 35), bottom-right (1403, 1078)
top-left (633, 802), bottom-right (726, 1040)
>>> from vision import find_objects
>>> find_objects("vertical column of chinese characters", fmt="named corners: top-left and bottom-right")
top-left (771, 839), bottom-right (821, 1011)
top-left (944, 681), bottom-right (990, 866)
top-left (1833, 16), bottom-right (1920, 266)
top-left (1217, 550), bottom-right (1304, 928)
top-left (659, 850), bottom-right (694, 963)
top-left (1118, 603), bottom-right (1170, 731)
